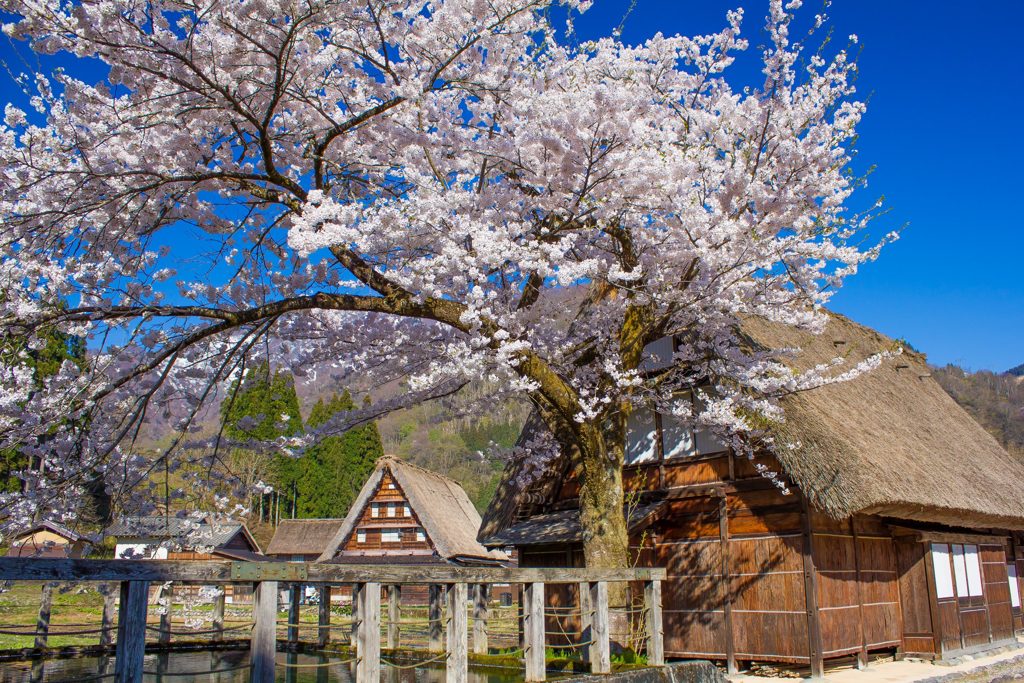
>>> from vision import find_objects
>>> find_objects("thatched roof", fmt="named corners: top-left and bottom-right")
top-left (319, 455), bottom-right (508, 564)
top-left (481, 312), bottom-right (1024, 541)
top-left (742, 313), bottom-right (1024, 529)
top-left (266, 519), bottom-right (345, 556)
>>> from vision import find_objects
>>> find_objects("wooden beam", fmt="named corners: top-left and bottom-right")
top-left (524, 582), bottom-right (546, 682)
top-left (288, 583), bottom-right (301, 644)
top-left (356, 582), bottom-right (381, 683)
top-left (849, 519), bottom-right (869, 669)
top-left (428, 584), bottom-right (444, 652)
top-left (387, 584), bottom-right (401, 649)
top-left (35, 582), bottom-right (53, 650)
top-left (922, 542), bottom-right (945, 658)
top-left (472, 583), bottom-right (489, 655)
top-left (801, 499), bottom-right (825, 679)
top-left (100, 583), bottom-right (117, 648)
top-left (158, 583), bottom-right (173, 645)
top-left (114, 580), bottom-right (149, 683)
top-left (350, 583), bottom-right (361, 647)
top-left (0, 558), bottom-right (665, 584)
top-left (589, 581), bottom-right (610, 675)
top-left (644, 580), bottom-right (664, 666)
top-left (212, 585), bottom-right (226, 642)
top-left (250, 581), bottom-right (278, 683)
top-left (447, 583), bottom-right (468, 683)
top-left (318, 585), bottom-right (332, 647)
top-left (719, 497), bottom-right (736, 674)
top-left (578, 582), bottom-right (592, 664)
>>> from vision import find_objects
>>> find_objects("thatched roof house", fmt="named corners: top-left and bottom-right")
top-left (266, 519), bottom-right (345, 560)
top-left (480, 311), bottom-right (1024, 670)
top-left (319, 455), bottom-right (507, 566)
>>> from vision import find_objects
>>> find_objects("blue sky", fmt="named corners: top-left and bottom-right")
top-left (573, 0), bottom-right (1024, 371)
top-left (2, 1), bottom-right (1021, 371)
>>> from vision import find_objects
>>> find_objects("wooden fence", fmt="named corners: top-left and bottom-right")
top-left (0, 559), bottom-right (665, 683)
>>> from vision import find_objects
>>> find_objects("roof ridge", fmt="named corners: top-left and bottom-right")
top-left (382, 454), bottom-right (464, 487)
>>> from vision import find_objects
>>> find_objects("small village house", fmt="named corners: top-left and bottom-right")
top-left (107, 515), bottom-right (263, 602)
top-left (107, 515), bottom-right (263, 561)
top-left (319, 455), bottom-right (507, 567)
top-left (481, 313), bottom-right (1024, 673)
top-left (318, 455), bottom-right (509, 602)
top-left (5, 521), bottom-right (89, 559)
top-left (267, 518), bottom-right (345, 562)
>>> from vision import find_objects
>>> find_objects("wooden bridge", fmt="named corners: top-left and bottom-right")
top-left (0, 558), bottom-right (666, 683)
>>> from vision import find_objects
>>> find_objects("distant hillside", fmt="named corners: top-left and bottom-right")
top-left (932, 365), bottom-right (1024, 456)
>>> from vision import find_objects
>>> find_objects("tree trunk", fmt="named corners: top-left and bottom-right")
top-left (577, 422), bottom-right (629, 572)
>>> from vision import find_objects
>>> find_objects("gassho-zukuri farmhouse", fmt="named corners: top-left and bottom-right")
top-left (479, 313), bottom-right (1024, 671)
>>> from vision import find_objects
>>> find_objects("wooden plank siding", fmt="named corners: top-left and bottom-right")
top-left (514, 448), bottom-right (1024, 667)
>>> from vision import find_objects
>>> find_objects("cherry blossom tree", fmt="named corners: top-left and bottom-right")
top-left (0, 0), bottom-right (892, 567)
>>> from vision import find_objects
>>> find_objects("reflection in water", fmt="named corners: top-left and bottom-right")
top-left (0, 650), bottom-right (529, 683)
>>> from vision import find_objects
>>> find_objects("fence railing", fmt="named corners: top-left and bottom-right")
top-left (0, 559), bottom-right (665, 683)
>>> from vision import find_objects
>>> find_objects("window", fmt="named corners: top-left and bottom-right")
top-left (1009, 564), bottom-right (1021, 608)
top-left (624, 391), bottom-right (729, 465)
top-left (933, 543), bottom-right (984, 599)
top-left (387, 503), bottom-right (396, 518)
top-left (661, 409), bottom-right (696, 459)
top-left (932, 543), bottom-right (954, 599)
top-left (387, 481), bottom-right (395, 489)
top-left (625, 406), bottom-right (658, 464)
top-left (356, 530), bottom-right (366, 544)
top-left (403, 504), bottom-right (411, 517)
top-left (963, 545), bottom-right (984, 597)
top-left (416, 528), bottom-right (425, 542)
top-left (371, 503), bottom-right (379, 518)
top-left (381, 530), bottom-right (400, 543)
top-left (639, 336), bottom-right (674, 372)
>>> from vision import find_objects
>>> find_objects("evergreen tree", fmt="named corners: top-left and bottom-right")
top-left (297, 391), bottom-right (383, 518)
top-left (0, 324), bottom-right (86, 493)
top-left (221, 362), bottom-right (304, 516)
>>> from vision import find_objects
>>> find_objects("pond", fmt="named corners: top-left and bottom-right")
top-left (0, 650), bottom-right (533, 683)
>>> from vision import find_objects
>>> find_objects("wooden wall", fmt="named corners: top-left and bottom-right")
top-left (808, 512), bottom-right (902, 661)
top-left (342, 470), bottom-right (433, 554)
top-left (519, 448), bottom-right (1024, 667)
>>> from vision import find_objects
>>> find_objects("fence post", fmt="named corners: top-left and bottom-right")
top-left (158, 582), bottom-right (173, 645)
top-left (100, 582), bottom-right (117, 648)
top-left (212, 585), bottom-right (226, 642)
top-left (428, 584), bottom-right (444, 652)
top-left (288, 583), bottom-right (301, 644)
top-left (356, 582), bottom-right (380, 683)
top-left (35, 582), bottom-right (53, 649)
top-left (644, 579), bottom-right (664, 666)
top-left (250, 580), bottom-right (278, 683)
top-left (350, 582), bottom-right (361, 647)
top-left (524, 582), bottom-right (545, 682)
top-left (589, 582), bottom-right (610, 675)
top-left (318, 585), bottom-right (332, 647)
top-left (472, 583), bottom-right (489, 655)
top-left (387, 585), bottom-right (401, 649)
top-left (578, 582), bottom-right (592, 664)
top-left (114, 580), bottom-right (150, 683)
top-left (447, 583), bottom-right (468, 683)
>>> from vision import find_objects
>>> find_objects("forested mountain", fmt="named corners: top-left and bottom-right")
top-left (932, 364), bottom-right (1024, 456)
